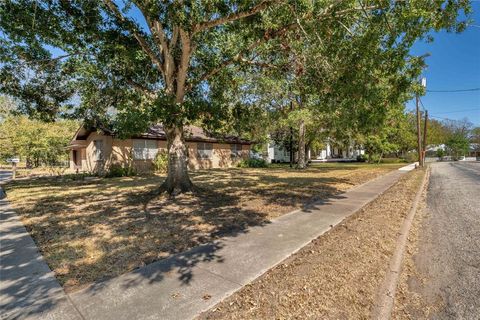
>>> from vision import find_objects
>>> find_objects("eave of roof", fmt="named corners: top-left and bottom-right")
top-left (70, 124), bottom-right (253, 145)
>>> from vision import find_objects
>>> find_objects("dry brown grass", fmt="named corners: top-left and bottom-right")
top-left (198, 168), bottom-right (426, 320)
top-left (392, 173), bottom-right (441, 319)
top-left (5, 163), bottom-right (401, 292)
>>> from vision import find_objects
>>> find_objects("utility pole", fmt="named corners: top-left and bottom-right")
top-left (416, 77), bottom-right (427, 167)
top-left (416, 94), bottom-right (423, 167)
top-left (422, 110), bottom-right (428, 166)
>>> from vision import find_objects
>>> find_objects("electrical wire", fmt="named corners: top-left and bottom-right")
top-left (431, 108), bottom-right (480, 115)
top-left (426, 88), bottom-right (480, 93)
top-left (430, 115), bottom-right (455, 121)
top-left (418, 97), bottom-right (427, 112)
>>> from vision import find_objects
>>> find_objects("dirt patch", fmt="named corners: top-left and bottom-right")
top-left (198, 169), bottom-right (426, 320)
top-left (5, 163), bottom-right (401, 292)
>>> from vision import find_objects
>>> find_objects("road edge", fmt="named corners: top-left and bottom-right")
top-left (372, 167), bottom-right (430, 320)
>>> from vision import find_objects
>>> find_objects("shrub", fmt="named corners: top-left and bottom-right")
top-left (436, 148), bottom-right (445, 158)
top-left (153, 151), bottom-right (168, 173)
top-left (356, 154), bottom-right (367, 162)
top-left (237, 158), bottom-right (268, 168)
top-left (403, 152), bottom-right (418, 163)
top-left (58, 172), bottom-right (97, 181)
top-left (106, 164), bottom-right (137, 178)
top-left (47, 166), bottom-right (68, 176)
top-left (380, 157), bottom-right (407, 164)
top-left (366, 154), bottom-right (381, 163)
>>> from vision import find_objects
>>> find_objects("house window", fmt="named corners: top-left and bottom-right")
top-left (133, 140), bottom-right (158, 160)
top-left (94, 140), bottom-right (104, 161)
top-left (197, 142), bottom-right (213, 159)
top-left (230, 144), bottom-right (243, 157)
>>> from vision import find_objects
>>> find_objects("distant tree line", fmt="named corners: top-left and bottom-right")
top-left (0, 96), bottom-right (78, 167)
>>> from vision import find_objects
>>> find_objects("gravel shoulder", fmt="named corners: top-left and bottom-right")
top-left (198, 168), bottom-right (426, 320)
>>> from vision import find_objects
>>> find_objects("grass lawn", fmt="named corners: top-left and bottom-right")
top-left (5, 162), bottom-right (403, 292)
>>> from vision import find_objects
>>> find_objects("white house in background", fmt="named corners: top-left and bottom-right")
top-left (267, 140), bottom-right (364, 163)
top-left (316, 140), bottom-right (365, 160)
top-left (426, 144), bottom-right (446, 153)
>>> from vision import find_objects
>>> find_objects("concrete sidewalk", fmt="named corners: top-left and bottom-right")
top-left (0, 171), bottom-right (82, 320)
top-left (1, 167), bottom-right (410, 320)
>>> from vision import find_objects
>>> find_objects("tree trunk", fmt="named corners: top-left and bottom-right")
top-left (161, 124), bottom-right (193, 195)
top-left (377, 151), bottom-right (383, 164)
top-left (160, 32), bottom-right (193, 195)
top-left (297, 119), bottom-right (306, 169)
top-left (289, 101), bottom-right (294, 167)
top-left (26, 156), bottom-right (32, 169)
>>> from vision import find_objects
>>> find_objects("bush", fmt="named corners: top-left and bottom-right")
top-left (153, 151), bottom-right (168, 173)
top-left (380, 157), bottom-right (407, 164)
top-left (403, 152), bottom-right (418, 163)
top-left (47, 166), bottom-right (68, 176)
top-left (356, 154), bottom-right (367, 162)
top-left (237, 158), bottom-right (268, 168)
top-left (59, 172), bottom-right (97, 181)
top-left (106, 164), bottom-right (137, 178)
top-left (436, 148), bottom-right (445, 158)
top-left (367, 154), bottom-right (381, 163)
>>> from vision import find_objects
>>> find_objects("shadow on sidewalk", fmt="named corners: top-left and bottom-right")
top-left (0, 203), bottom-right (75, 319)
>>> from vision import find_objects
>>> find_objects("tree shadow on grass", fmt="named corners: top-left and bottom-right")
top-left (2, 167), bottom-right (367, 315)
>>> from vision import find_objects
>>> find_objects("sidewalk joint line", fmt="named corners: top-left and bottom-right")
top-left (65, 292), bottom-right (87, 320)
top-left (195, 265), bottom-right (243, 286)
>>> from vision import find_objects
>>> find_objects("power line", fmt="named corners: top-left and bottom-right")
top-left (430, 115), bottom-right (455, 121)
top-left (426, 87), bottom-right (480, 93)
top-left (431, 108), bottom-right (480, 115)
top-left (418, 97), bottom-right (427, 112)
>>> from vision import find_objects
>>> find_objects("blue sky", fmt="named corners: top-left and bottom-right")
top-left (406, 2), bottom-right (480, 126)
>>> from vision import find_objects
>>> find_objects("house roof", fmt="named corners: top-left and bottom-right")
top-left (70, 124), bottom-right (253, 146)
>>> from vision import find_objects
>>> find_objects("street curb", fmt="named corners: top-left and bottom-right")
top-left (372, 167), bottom-right (430, 320)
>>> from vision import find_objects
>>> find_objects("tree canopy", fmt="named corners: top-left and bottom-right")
top-left (0, 96), bottom-right (78, 166)
top-left (0, 0), bottom-right (472, 193)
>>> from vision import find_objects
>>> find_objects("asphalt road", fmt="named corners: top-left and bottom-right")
top-left (0, 170), bottom-right (12, 181)
top-left (410, 161), bottom-right (480, 319)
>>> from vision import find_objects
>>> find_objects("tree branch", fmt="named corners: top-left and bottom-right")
top-left (175, 29), bottom-right (191, 103)
top-left (170, 26), bottom-right (180, 56)
top-left (33, 52), bottom-right (81, 64)
top-left (102, 0), bottom-right (165, 75)
top-left (125, 79), bottom-right (156, 98)
top-left (193, 1), bottom-right (274, 34)
top-left (186, 23), bottom-right (295, 92)
top-left (331, 5), bottom-right (380, 18)
top-left (151, 20), bottom-right (175, 88)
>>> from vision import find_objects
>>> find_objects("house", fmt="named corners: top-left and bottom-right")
top-left (266, 139), bottom-right (364, 163)
top-left (69, 124), bottom-right (252, 173)
top-left (315, 140), bottom-right (364, 160)
top-left (267, 143), bottom-right (292, 163)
